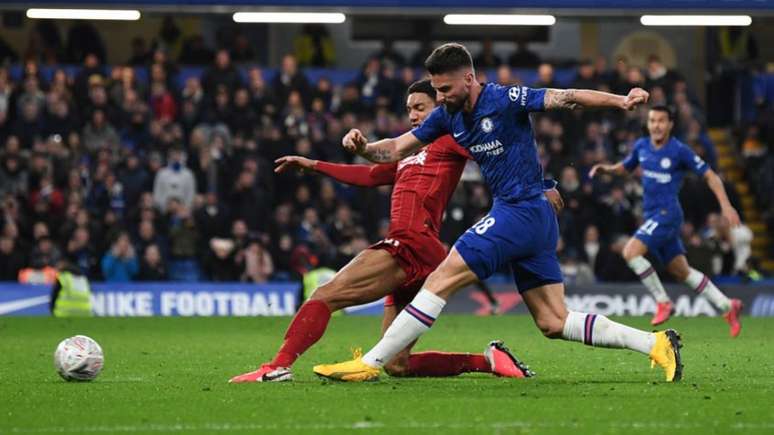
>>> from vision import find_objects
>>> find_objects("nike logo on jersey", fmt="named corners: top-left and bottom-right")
top-left (453, 131), bottom-right (464, 138)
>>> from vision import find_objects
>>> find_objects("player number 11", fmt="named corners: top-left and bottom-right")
top-left (638, 219), bottom-right (659, 236)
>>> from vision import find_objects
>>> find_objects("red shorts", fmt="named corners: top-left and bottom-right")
top-left (369, 232), bottom-right (448, 308)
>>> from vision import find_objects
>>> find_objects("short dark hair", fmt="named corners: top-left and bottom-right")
top-left (407, 79), bottom-right (436, 100)
top-left (424, 43), bottom-right (473, 75)
top-left (649, 105), bottom-right (674, 121)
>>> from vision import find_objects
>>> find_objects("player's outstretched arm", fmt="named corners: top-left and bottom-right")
top-left (544, 88), bottom-right (649, 111)
top-left (274, 155), bottom-right (395, 186)
top-left (704, 169), bottom-right (741, 226)
top-left (342, 128), bottom-right (425, 163)
top-left (589, 162), bottom-right (627, 178)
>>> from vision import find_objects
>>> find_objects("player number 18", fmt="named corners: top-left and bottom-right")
top-left (473, 215), bottom-right (496, 235)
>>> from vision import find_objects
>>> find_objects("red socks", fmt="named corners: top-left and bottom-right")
top-left (269, 300), bottom-right (490, 377)
top-left (271, 300), bottom-right (332, 368)
top-left (406, 352), bottom-right (491, 377)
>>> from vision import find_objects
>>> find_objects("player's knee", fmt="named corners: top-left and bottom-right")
top-left (536, 316), bottom-right (565, 339)
top-left (668, 263), bottom-right (690, 281)
top-left (309, 281), bottom-right (348, 307)
top-left (671, 268), bottom-right (690, 282)
top-left (622, 246), bottom-right (637, 262)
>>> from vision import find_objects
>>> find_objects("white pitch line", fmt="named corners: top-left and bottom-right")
top-left (6, 421), bottom-right (774, 433)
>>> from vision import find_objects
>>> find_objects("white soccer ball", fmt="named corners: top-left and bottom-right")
top-left (54, 335), bottom-right (104, 381)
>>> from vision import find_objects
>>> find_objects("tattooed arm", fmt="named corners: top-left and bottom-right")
top-left (543, 87), bottom-right (649, 111)
top-left (342, 129), bottom-right (425, 163)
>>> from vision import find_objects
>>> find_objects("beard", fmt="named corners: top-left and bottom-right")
top-left (442, 90), bottom-right (469, 113)
top-left (443, 98), bottom-right (465, 113)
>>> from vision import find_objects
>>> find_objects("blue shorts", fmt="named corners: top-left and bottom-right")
top-left (633, 212), bottom-right (686, 264)
top-left (454, 195), bottom-right (563, 292)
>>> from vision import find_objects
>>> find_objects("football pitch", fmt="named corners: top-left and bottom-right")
top-left (2, 315), bottom-right (773, 434)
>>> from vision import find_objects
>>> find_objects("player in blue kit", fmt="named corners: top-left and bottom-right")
top-left (314, 43), bottom-right (684, 383)
top-left (589, 106), bottom-right (743, 336)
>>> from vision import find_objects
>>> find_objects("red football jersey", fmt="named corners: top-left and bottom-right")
top-left (314, 134), bottom-right (471, 237)
top-left (388, 134), bottom-right (471, 237)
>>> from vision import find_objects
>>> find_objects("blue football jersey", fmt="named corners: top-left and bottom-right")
top-left (622, 136), bottom-right (709, 219)
top-left (412, 83), bottom-right (546, 203)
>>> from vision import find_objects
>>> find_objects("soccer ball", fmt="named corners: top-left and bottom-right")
top-left (54, 335), bottom-right (104, 381)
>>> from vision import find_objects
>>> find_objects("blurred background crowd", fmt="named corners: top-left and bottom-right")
top-left (0, 20), bottom-right (772, 284)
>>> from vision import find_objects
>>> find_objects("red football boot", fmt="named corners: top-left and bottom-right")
top-left (723, 299), bottom-right (743, 338)
top-left (229, 364), bottom-right (292, 383)
top-left (651, 301), bottom-right (674, 326)
top-left (484, 340), bottom-right (534, 378)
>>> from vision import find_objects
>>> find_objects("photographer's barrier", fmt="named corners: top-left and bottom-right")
top-left (1, 281), bottom-right (773, 317)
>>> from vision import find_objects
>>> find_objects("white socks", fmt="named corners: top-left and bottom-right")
top-left (562, 311), bottom-right (655, 355)
top-left (362, 289), bottom-right (446, 368)
top-left (628, 256), bottom-right (731, 312)
top-left (684, 268), bottom-right (731, 312)
top-left (627, 256), bottom-right (670, 303)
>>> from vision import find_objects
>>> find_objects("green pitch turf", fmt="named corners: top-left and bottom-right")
top-left (2, 315), bottom-right (773, 434)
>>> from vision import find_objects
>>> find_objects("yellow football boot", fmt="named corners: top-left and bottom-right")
top-left (313, 348), bottom-right (381, 382)
top-left (649, 329), bottom-right (683, 382)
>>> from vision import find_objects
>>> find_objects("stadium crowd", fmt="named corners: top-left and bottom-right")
top-left (0, 37), bottom-right (762, 284)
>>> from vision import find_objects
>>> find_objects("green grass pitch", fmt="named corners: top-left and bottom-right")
top-left (2, 315), bottom-right (773, 434)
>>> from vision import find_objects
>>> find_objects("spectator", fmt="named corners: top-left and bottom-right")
top-left (205, 237), bottom-right (240, 281)
top-left (153, 147), bottom-right (196, 213)
top-left (127, 37), bottom-right (151, 66)
top-left (31, 236), bottom-right (63, 269)
top-left (0, 154), bottom-right (29, 197)
top-left (271, 54), bottom-right (311, 111)
top-left (28, 174), bottom-right (65, 221)
top-left (582, 225), bottom-right (601, 271)
top-left (109, 66), bottom-right (147, 108)
top-left (201, 49), bottom-right (242, 96)
top-left (474, 39), bottom-right (502, 69)
top-left (73, 53), bottom-right (105, 107)
top-left (100, 232), bottom-right (138, 282)
top-left (150, 81), bottom-right (177, 123)
top-left (81, 109), bottom-right (119, 154)
top-left (229, 87), bottom-right (257, 137)
top-left (229, 168), bottom-right (269, 232)
top-left (65, 227), bottom-right (97, 277)
top-left (508, 40), bottom-right (540, 68)
top-left (0, 235), bottom-right (26, 281)
top-left (534, 63), bottom-right (558, 88)
top-left (572, 59), bottom-right (598, 90)
top-left (241, 240), bottom-right (274, 283)
top-left (138, 244), bottom-right (167, 281)
top-left (134, 219), bottom-right (167, 259)
top-left (45, 97), bottom-right (78, 139)
top-left (11, 100), bottom-right (45, 149)
top-left (645, 55), bottom-right (680, 91)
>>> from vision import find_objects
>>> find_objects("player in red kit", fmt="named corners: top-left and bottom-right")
top-left (229, 80), bottom-right (560, 383)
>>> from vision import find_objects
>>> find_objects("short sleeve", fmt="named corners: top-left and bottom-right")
top-left (679, 144), bottom-right (709, 176)
top-left (506, 86), bottom-right (546, 113)
top-left (622, 141), bottom-right (641, 171)
top-left (411, 107), bottom-right (448, 145)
